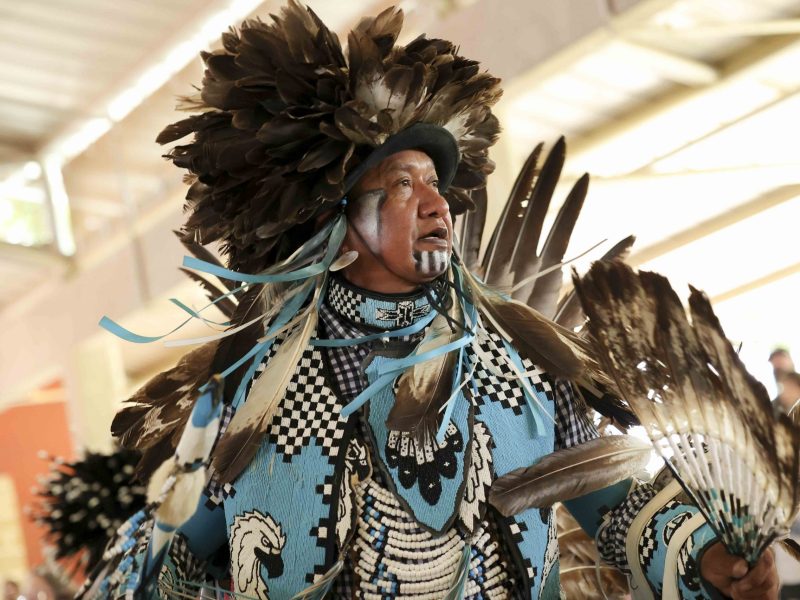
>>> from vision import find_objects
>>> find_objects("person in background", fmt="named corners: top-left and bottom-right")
top-left (769, 348), bottom-right (795, 398)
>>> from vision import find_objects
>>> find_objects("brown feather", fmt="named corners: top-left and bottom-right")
top-left (387, 290), bottom-right (463, 441)
top-left (463, 267), bottom-right (586, 381)
top-left (212, 307), bottom-right (317, 484)
top-left (524, 173), bottom-right (588, 315)
top-left (481, 143), bottom-right (543, 286)
top-left (112, 341), bottom-right (219, 452)
top-left (178, 268), bottom-right (237, 318)
top-left (554, 235), bottom-right (635, 330)
top-left (560, 565), bottom-right (629, 599)
top-left (454, 188), bottom-right (487, 273)
top-left (505, 136), bottom-right (566, 297)
top-left (780, 537), bottom-right (800, 563)
top-left (489, 435), bottom-right (652, 515)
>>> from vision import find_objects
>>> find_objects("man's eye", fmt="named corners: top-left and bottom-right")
top-left (429, 180), bottom-right (439, 188)
top-left (397, 178), bottom-right (412, 187)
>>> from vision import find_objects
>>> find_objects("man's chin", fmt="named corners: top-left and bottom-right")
top-left (412, 249), bottom-right (451, 279)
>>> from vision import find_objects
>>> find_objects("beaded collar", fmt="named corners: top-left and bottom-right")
top-left (326, 275), bottom-right (439, 331)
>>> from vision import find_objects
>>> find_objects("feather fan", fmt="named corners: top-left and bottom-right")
top-left (574, 260), bottom-right (800, 564)
top-left (489, 435), bottom-right (651, 515)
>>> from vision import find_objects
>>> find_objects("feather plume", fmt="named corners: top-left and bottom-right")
top-left (455, 186), bottom-right (487, 273)
top-left (523, 173), bottom-right (588, 313)
top-left (574, 260), bottom-right (800, 564)
top-left (553, 235), bottom-right (636, 330)
top-left (386, 285), bottom-right (463, 441)
top-left (454, 137), bottom-right (638, 428)
top-left (489, 435), bottom-right (651, 515)
top-left (462, 267), bottom-right (587, 381)
top-left (212, 302), bottom-right (319, 483)
top-left (556, 506), bottom-right (629, 598)
top-left (481, 142), bottom-right (543, 285)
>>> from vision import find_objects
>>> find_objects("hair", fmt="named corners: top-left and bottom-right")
top-left (769, 347), bottom-right (791, 360)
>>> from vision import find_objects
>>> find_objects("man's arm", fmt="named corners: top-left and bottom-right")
top-left (79, 493), bottom-right (227, 599)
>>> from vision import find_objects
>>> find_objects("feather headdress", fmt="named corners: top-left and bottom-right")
top-left (574, 260), bottom-right (800, 564)
top-left (159, 0), bottom-right (501, 274)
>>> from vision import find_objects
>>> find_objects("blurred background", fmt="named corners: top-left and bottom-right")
top-left (1, 0), bottom-right (799, 594)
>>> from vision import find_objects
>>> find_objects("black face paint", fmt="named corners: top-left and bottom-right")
top-left (412, 250), bottom-right (450, 277)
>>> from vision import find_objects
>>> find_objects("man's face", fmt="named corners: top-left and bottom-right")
top-left (341, 149), bottom-right (452, 293)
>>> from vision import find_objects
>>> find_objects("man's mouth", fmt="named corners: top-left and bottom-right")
top-left (418, 227), bottom-right (449, 247)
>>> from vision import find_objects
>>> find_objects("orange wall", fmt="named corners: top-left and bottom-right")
top-left (0, 401), bottom-right (74, 569)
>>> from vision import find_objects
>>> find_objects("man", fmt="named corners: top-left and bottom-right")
top-left (83, 3), bottom-right (780, 598)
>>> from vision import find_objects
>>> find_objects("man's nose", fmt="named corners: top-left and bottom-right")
top-left (418, 184), bottom-right (449, 218)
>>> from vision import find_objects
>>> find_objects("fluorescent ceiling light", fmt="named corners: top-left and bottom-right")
top-left (53, 0), bottom-right (265, 162)
top-left (45, 118), bottom-right (112, 165)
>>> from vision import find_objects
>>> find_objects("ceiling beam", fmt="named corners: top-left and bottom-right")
top-left (567, 33), bottom-right (800, 158)
top-left (628, 184), bottom-right (800, 266)
top-left (712, 261), bottom-right (800, 304)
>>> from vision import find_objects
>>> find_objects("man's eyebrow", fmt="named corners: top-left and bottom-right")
top-left (381, 163), bottom-right (437, 176)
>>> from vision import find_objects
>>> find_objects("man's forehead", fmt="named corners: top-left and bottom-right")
top-left (379, 150), bottom-right (437, 174)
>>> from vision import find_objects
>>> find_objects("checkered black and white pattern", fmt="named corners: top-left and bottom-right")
top-left (327, 277), bottom-right (363, 323)
top-left (467, 334), bottom-right (547, 416)
top-left (327, 275), bottom-right (432, 329)
top-left (261, 347), bottom-right (347, 462)
top-left (318, 304), bottom-right (370, 400)
top-left (597, 482), bottom-right (659, 573)
top-left (205, 405), bottom-right (237, 508)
